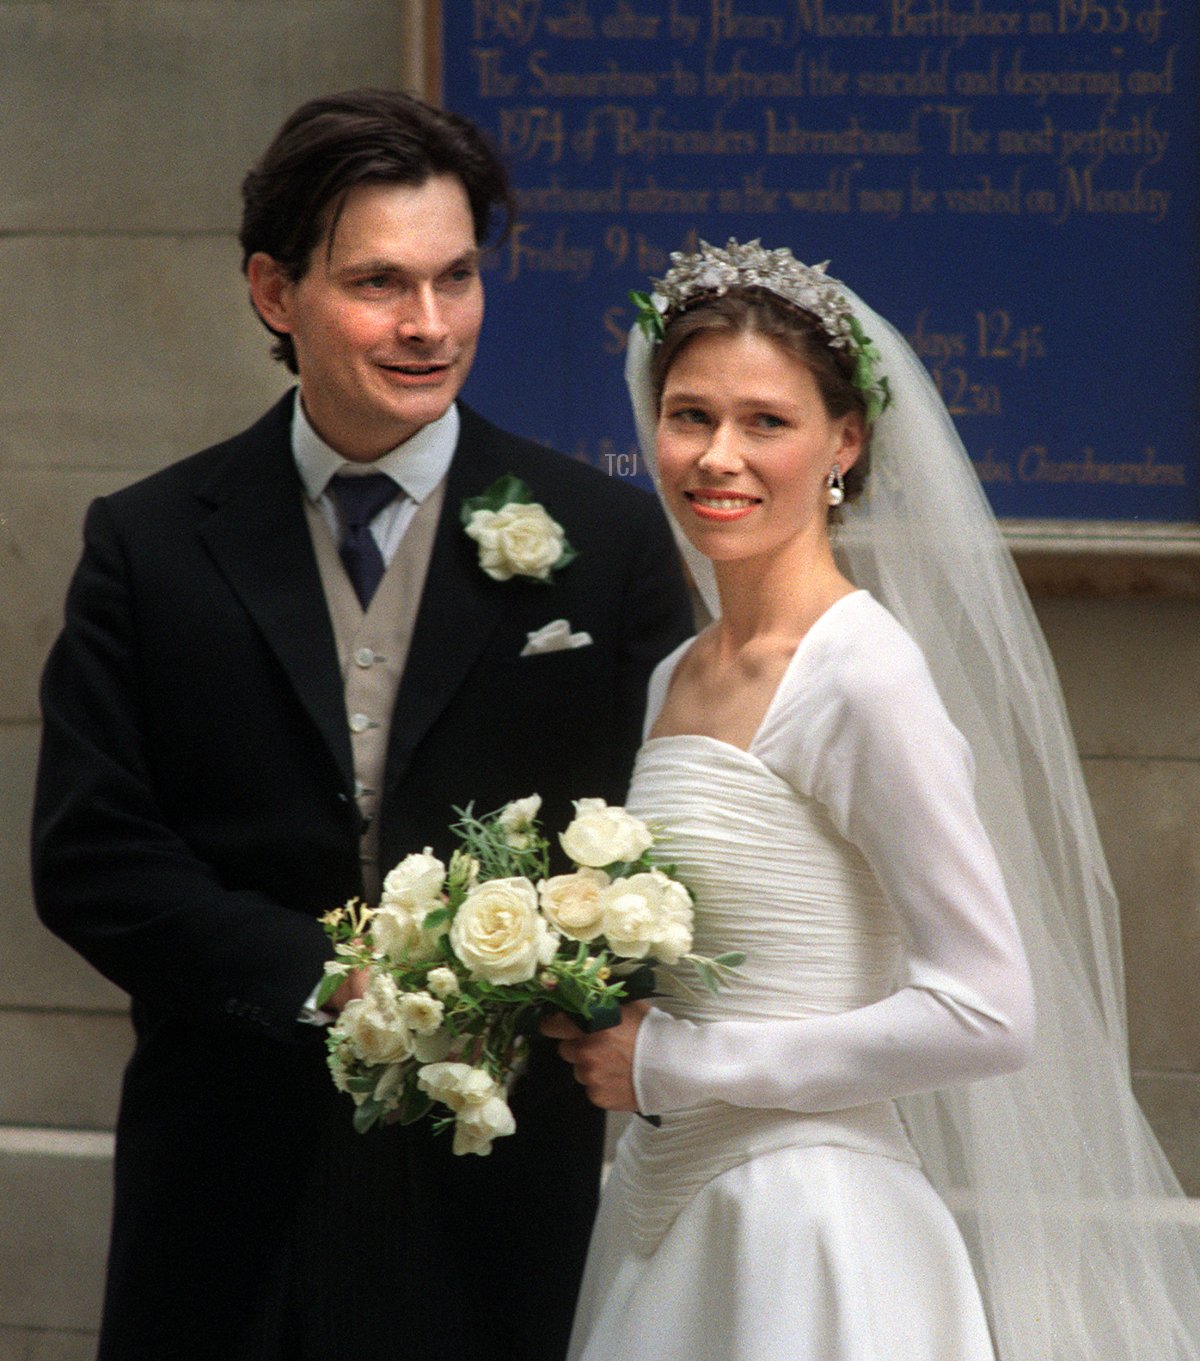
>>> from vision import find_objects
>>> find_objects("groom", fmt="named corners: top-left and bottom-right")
top-left (32, 88), bottom-right (691, 1361)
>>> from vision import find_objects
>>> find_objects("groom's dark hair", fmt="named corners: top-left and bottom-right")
top-left (239, 87), bottom-right (514, 372)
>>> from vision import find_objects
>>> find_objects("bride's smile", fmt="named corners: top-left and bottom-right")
top-left (682, 489), bottom-right (761, 521)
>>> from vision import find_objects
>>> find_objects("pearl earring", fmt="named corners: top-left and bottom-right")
top-left (826, 464), bottom-right (845, 507)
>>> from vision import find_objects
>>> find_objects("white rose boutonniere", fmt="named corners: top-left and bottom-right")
top-left (461, 475), bottom-right (577, 583)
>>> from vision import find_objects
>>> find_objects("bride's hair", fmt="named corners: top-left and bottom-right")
top-left (648, 289), bottom-right (872, 507)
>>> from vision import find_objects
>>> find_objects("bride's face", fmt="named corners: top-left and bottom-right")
top-left (655, 328), bottom-right (862, 567)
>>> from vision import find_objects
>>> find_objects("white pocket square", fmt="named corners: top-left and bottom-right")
top-left (521, 618), bottom-right (593, 656)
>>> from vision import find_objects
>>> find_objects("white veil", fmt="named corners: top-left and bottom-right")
top-left (626, 291), bottom-right (1200, 1359)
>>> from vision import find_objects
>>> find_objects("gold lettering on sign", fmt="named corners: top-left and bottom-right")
top-left (454, 0), bottom-right (1188, 496)
top-left (1018, 446), bottom-right (1185, 487)
top-left (462, 2), bottom-right (1181, 232)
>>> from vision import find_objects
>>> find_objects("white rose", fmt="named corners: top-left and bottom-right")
top-left (599, 870), bottom-right (694, 964)
top-left (334, 976), bottom-right (415, 1066)
top-left (449, 877), bottom-right (558, 984)
top-left (498, 793), bottom-right (543, 849)
top-left (399, 991), bottom-right (445, 1035)
top-left (452, 1094), bottom-right (517, 1156)
top-left (560, 799), bottom-right (655, 869)
top-left (538, 868), bottom-right (610, 941)
top-left (417, 1061), bottom-right (500, 1112)
top-left (499, 794), bottom-right (542, 832)
top-left (426, 966), bottom-right (460, 999)
top-left (381, 849), bottom-right (446, 912)
top-left (374, 850), bottom-right (448, 961)
top-left (369, 905), bottom-right (423, 959)
top-left (465, 503), bottom-right (566, 581)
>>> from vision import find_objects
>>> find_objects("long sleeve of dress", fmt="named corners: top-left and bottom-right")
top-left (632, 594), bottom-right (1035, 1117)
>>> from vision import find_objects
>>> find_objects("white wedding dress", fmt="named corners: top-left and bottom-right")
top-left (568, 591), bottom-right (1035, 1361)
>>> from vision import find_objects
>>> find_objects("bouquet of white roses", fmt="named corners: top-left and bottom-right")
top-left (318, 795), bottom-right (742, 1156)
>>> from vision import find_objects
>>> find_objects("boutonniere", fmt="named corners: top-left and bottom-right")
top-left (461, 475), bottom-right (577, 583)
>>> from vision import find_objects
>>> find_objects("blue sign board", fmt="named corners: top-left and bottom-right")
top-left (444, 1), bottom-right (1197, 521)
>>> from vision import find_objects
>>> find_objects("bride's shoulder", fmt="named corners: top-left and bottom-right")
top-left (792, 591), bottom-right (938, 710)
top-left (759, 592), bottom-right (956, 788)
top-left (648, 634), bottom-right (697, 694)
top-left (643, 634), bottom-right (698, 736)
top-left (799, 589), bottom-right (921, 664)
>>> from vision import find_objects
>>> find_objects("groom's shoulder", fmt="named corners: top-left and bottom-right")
top-left (455, 404), bottom-right (655, 514)
top-left (103, 392), bottom-right (294, 516)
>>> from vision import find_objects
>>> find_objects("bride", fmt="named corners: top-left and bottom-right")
top-left (542, 240), bottom-right (1200, 1359)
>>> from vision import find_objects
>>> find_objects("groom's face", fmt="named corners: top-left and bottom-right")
top-left (249, 173), bottom-right (484, 462)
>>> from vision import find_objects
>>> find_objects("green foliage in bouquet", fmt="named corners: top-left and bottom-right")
top-left (318, 796), bottom-right (743, 1155)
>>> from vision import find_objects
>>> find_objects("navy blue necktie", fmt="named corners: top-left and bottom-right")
top-left (329, 473), bottom-right (400, 609)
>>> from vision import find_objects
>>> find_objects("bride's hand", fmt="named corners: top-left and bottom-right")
top-left (540, 1000), bottom-right (651, 1112)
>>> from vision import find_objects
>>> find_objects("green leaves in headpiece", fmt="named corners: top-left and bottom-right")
top-left (846, 314), bottom-right (891, 424)
top-left (629, 290), bottom-right (665, 343)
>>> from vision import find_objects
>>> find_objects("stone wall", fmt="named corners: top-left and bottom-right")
top-left (1037, 595), bottom-right (1200, 1191)
top-left (0, 4), bottom-right (427, 1355)
top-left (1, 4), bottom-right (1196, 1356)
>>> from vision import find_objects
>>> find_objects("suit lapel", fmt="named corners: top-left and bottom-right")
top-left (383, 418), bottom-right (510, 786)
top-left (196, 397), bottom-right (354, 790)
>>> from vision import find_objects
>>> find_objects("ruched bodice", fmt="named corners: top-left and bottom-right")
top-left (613, 735), bottom-right (920, 1254)
top-left (628, 736), bottom-right (902, 1026)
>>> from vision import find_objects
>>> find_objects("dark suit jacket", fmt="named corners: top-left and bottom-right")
top-left (32, 393), bottom-right (693, 1361)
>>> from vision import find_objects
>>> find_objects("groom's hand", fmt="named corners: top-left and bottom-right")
top-left (540, 1001), bottom-right (650, 1112)
top-left (323, 967), bottom-right (369, 1015)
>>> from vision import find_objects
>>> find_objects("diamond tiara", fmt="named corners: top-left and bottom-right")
top-left (631, 238), bottom-right (890, 421)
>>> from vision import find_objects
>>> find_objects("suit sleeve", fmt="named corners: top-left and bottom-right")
top-left (32, 498), bottom-right (332, 1042)
top-left (631, 615), bottom-right (1034, 1116)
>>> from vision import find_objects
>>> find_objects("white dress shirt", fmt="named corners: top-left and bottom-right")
top-left (291, 392), bottom-right (458, 561)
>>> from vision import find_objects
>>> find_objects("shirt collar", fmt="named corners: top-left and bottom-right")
top-left (291, 391), bottom-right (459, 504)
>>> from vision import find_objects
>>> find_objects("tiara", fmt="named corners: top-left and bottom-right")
top-left (631, 239), bottom-right (890, 421)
